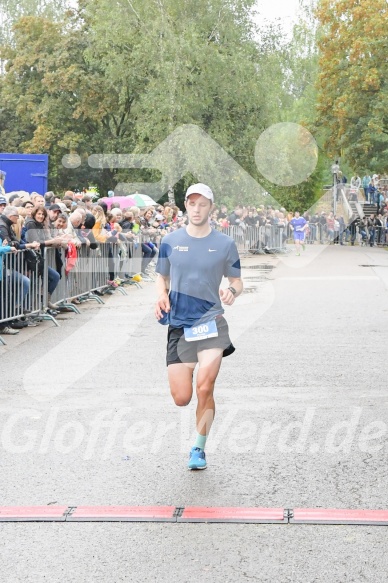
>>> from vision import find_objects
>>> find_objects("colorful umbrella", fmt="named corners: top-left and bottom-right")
top-left (98, 196), bottom-right (136, 210)
top-left (125, 193), bottom-right (158, 207)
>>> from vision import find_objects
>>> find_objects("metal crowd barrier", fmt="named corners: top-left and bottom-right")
top-left (45, 246), bottom-right (103, 311)
top-left (47, 243), bottom-right (127, 309)
top-left (221, 225), bottom-right (287, 255)
top-left (0, 250), bottom-right (26, 328)
top-left (303, 223), bottom-right (325, 244)
top-left (113, 238), bottom-right (144, 283)
top-left (266, 225), bottom-right (286, 251)
top-left (0, 237), bottom-right (147, 345)
top-left (45, 237), bottom-right (147, 311)
top-left (0, 248), bottom-right (58, 346)
top-left (286, 223), bottom-right (345, 245)
top-left (0, 223), bottom-right (294, 346)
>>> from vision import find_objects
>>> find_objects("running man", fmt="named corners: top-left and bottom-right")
top-left (155, 183), bottom-right (243, 470)
top-left (290, 211), bottom-right (307, 255)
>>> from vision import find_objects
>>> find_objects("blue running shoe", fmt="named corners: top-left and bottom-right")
top-left (188, 447), bottom-right (207, 470)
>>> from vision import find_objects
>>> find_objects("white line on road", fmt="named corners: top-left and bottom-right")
top-left (277, 276), bottom-right (380, 281)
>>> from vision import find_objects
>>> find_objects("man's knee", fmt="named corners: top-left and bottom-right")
top-left (171, 390), bottom-right (192, 407)
top-left (196, 380), bottom-right (215, 401)
top-left (173, 396), bottom-right (191, 407)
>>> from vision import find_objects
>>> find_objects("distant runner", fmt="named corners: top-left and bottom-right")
top-left (290, 211), bottom-right (307, 256)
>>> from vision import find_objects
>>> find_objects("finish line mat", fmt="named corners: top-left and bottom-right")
top-left (0, 506), bottom-right (388, 525)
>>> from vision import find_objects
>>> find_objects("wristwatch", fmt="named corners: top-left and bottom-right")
top-left (228, 286), bottom-right (237, 296)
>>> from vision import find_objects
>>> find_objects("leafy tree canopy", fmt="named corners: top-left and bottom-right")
top-left (0, 0), bottom-right (330, 210)
top-left (316, 0), bottom-right (388, 173)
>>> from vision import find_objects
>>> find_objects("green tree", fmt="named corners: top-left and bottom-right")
top-left (0, 0), bottom-right (69, 48)
top-left (1, 0), bottom-right (275, 197)
top-left (315, 0), bottom-right (388, 172)
top-left (0, 0), bottom-right (328, 209)
top-left (0, 11), bottom-right (142, 192)
top-left (254, 0), bottom-right (328, 210)
top-left (84, 0), bottom-right (273, 196)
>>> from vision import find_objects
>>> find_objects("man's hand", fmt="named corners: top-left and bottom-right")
top-left (155, 291), bottom-right (170, 320)
top-left (52, 236), bottom-right (64, 246)
top-left (219, 287), bottom-right (236, 306)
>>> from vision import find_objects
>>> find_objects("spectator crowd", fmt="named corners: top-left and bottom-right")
top-left (0, 188), bottom-right (193, 336)
top-left (1, 179), bottom-right (388, 338)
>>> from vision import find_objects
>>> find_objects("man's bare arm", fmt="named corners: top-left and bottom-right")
top-left (155, 274), bottom-right (171, 319)
top-left (219, 276), bottom-right (243, 306)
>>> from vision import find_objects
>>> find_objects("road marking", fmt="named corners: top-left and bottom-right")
top-left (0, 506), bottom-right (387, 525)
top-left (278, 276), bottom-right (380, 281)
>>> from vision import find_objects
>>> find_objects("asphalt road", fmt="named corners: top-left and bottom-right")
top-left (1, 244), bottom-right (388, 582)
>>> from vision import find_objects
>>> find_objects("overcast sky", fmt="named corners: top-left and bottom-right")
top-left (253, 0), bottom-right (301, 37)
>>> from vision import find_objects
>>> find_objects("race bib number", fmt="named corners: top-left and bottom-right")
top-left (184, 319), bottom-right (219, 342)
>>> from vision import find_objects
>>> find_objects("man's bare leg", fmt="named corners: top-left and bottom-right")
top-left (195, 348), bottom-right (223, 438)
top-left (168, 362), bottom-right (196, 407)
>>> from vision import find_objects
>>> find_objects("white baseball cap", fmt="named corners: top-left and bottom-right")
top-left (185, 183), bottom-right (214, 202)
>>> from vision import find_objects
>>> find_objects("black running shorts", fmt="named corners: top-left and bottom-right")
top-left (166, 315), bottom-right (235, 366)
